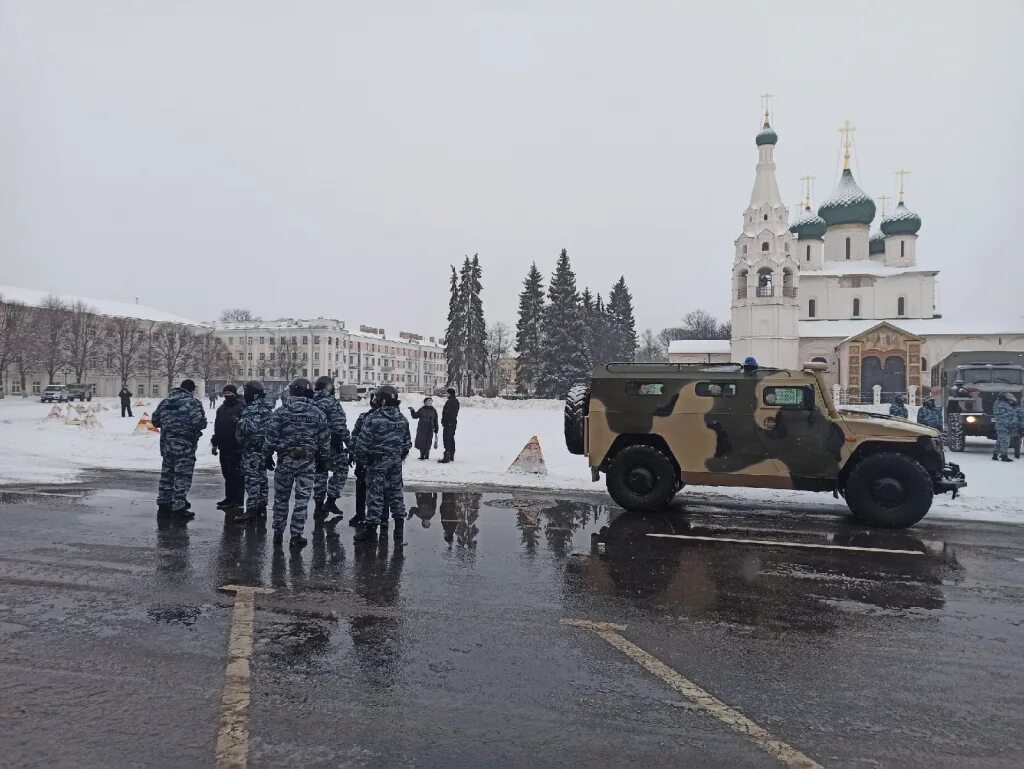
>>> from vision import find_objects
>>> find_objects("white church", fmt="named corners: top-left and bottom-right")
top-left (671, 110), bottom-right (1024, 401)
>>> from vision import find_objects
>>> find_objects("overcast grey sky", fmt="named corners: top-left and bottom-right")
top-left (2, 1), bottom-right (1022, 335)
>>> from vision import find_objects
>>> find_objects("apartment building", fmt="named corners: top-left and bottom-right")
top-left (213, 319), bottom-right (444, 394)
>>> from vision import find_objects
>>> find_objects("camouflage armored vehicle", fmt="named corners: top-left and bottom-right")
top-left (939, 362), bottom-right (1024, 453)
top-left (565, 361), bottom-right (966, 529)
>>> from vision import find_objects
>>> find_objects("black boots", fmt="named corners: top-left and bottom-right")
top-left (394, 518), bottom-right (405, 543)
top-left (348, 511), bottom-right (365, 528)
top-left (290, 534), bottom-right (308, 550)
top-left (438, 454), bottom-right (451, 464)
top-left (313, 496), bottom-right (326, 519)
top-left (216, 498), bottom-right (230, 510)
top-left (323, 496), bottom-right (343, 516)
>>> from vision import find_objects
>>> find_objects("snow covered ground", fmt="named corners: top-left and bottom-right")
top-left (0, 396), bottom-right (1020, 524)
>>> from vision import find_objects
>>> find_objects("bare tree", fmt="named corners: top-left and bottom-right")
top-left (64, 300), bottom-right (104, 383)
top-left (219, 308), bottom-right (261, 323)
top-left (193, 329), bottom-right (229, 387)
top-left (484, 322), bottom-right (513, 392)
top-left (636, 328), bottom-right (667, 362)
top-left (107, 316), bottom-right (148, 389)
top-left (34, 296), bottom-right (71, 383)
top-left (0, 300), bottom-right (31, 390)
top-left (659, 310), bottom-right (731, 344)
top-left (152, 324), bottom-right (198, 391)
top-left (276, 335), bottom-right (301, 380)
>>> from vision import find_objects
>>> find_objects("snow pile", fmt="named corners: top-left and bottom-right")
top-left (0, 396), bottom-right (1021, 525)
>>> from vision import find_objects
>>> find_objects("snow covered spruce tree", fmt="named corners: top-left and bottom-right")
top-left (537, 249), bottom-right (590, 398)
top-left (514, 262), bottom-right (545, 395)
top-left (444, 255), bottom-right (487, 395)
top-left (590, 293), bottom-right (614, 365)
top-left (606, 276), bottom-right (638, 362)
top-left (444, 265), bottom-right (465, 392)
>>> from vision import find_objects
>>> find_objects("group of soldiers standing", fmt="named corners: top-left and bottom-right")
top-left (152, 375), bottom-right (464, 549)
top-left (888, 392), bottom-right (1023, 461)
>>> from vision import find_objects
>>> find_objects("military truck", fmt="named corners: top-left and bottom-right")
top-left (565, 361), bottom-right (966, 529)
top-left (930, 355), bottom-right (1024, 452)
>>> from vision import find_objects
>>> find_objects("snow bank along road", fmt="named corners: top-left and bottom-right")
top-left (0, 396), bottom-right (1020, 525)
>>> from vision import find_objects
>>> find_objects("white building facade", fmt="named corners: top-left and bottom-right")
top-left (213, 320), bottom-right (444, 394)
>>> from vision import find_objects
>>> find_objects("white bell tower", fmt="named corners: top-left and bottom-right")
top-left (730, 98), bottom-right (801, 369)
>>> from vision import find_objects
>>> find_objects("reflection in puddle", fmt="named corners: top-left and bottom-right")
top-left (575, 512), bottom-right (960, 633)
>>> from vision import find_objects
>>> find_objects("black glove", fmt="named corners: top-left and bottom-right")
top-left (316, 460), bottom-right (327, 473)
top-left (212, 445), bottom-right (218, 456)
top-left (331, 435), bottom-right (342, 453)
top-left (265, 455), bottom-right (276, 471)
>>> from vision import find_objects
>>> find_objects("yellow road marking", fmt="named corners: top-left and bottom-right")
top-left (566, 619), bottom-right (823, 769)
top-left (647, 533), bottom-right (922, 556)
top-left (216, 585), bottom-right (273, 769)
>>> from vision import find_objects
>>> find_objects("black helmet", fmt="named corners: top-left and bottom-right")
top-left (243, 380), bottom-right (265, 404)
top-left (377, 384), bottom-right (400, 407)
top-left (289, 377), bottom-right (314, 399)
top-left (314, 375), bottom-right (334, 393)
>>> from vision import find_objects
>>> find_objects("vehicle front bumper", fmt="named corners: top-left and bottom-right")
top-left (933, 462), bottom-right (966, 498)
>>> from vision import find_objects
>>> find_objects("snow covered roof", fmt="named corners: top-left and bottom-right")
top-left (0, 284), bottom-right (199, 326)
top-left (800, 317), bottom-right (1024, 339)
top-left (668, 339), bottom-right (733, 354)
top-left (216, 317), bottom-right (346, 331)
top-left (801, 261), bottom-right (937, 277)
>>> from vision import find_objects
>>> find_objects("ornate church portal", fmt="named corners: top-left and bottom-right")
top-left (840, 322), bottom-right (922, 400)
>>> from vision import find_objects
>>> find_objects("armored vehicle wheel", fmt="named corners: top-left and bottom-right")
top-left (946, 415), bottom-right (965, 452)
top-left (564, 384), bottom-right (590, 456)
top-left (606, 444), bottom-right (678, 512)
top-left (844, 452), bottom-right (933, 529)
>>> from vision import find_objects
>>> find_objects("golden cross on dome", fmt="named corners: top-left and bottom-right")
top-left (800, 175), bottom-right (815, 208)
top-left (878, 194), bottom-right (892, 217)
top-left (895, 169), bottom-right (911, 202)
top-left (760, 93), bottom-right (773, 123)
top-left (838, 120), bottom-right (856, 170)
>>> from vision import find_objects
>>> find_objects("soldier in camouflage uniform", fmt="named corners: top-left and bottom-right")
top-left (916, 397), bottom-right (943, 431)
top-left (341, 392), bottom-right (379, 531)
top-left (311, 376), bottom-right (350, 519)
top-left (351, 385), bottom-right (411, 543)
top-left (993, 392), bottom-right (1017, 462)
top-left (233, 380), bottom-right (274, 523)
top-left (888, 394), bottom-right (909, 419)
top-left (264, 378), bottom-right (331, 549)
top-left (1010, 399), bottom-right (1024, 460)
top-left (152, 379), bottom-right (207, 518)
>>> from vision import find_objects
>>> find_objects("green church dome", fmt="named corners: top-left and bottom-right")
top-left (818, 169), bottom-right (876, 227)
top-left (755, 120), bottom-right (778, 147)
top-left (869, 231), bottom-right (885, 254)
top-left (790, 206), bottom-right (827, 240)
top-left (880, 201), bottom-right (922, 236)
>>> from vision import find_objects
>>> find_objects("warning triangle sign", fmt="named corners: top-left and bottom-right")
top-left (508, 435), bottom-right (547, 475)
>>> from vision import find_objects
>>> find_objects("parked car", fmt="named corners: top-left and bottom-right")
top-left (40, 385), bottom-right (69, 403)
top-left (66, 383), bottom-right (94, 402)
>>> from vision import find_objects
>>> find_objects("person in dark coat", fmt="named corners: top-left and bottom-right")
top-left (211, 384), bottom-right (246, 513)
top-left (118, 386), bottom-right (133, 418)
top-left (409, 396), bottom-right (439, 460)
top-left (438, 388), bottom-right (460, 463)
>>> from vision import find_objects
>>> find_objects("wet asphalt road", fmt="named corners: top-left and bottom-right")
top-left (0, 472), bottom-right (1022, 769)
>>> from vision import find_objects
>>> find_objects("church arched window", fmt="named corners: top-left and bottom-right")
top-left (901, 241), bottom-right (906, 258)
top-left (742, 244), bottom-right (748, 254)
top-left (812, 356), bottom-right (827, 364)
top-left (852, 298), bottom-right (861, 317)
top-left (808, 298), bottom-right (816, 318)
top-left (805, 244), bottom-right (810, 262)
top-left (845, 237), bottom-right (851, 260)
top-left (761, 242), bottom-right (769, 252)
top-left (897, 296), bottom-right (906, 316)
top-left (784, 241), bottom-right (789, 252)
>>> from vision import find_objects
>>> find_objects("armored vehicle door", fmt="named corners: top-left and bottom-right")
top-left (753, 377), bottom-right (846, 484)
top-left (695, 378), bottom-right (779, 479)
